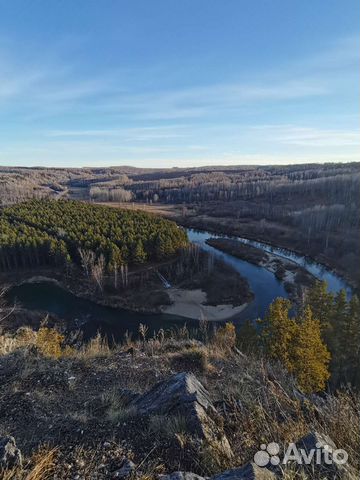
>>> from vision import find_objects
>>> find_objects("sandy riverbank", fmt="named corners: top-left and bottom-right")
top-left (161, 287), bottom-right (248, 321)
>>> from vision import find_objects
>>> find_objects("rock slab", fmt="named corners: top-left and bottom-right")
top-left (131, 372), bottom-right (233, 459)
top-left (211, 463), bottom-right (275, 480)
top-left (0, 436), bottom-right (22, 469)
top-left (296, 431), bottom-right (355, 479)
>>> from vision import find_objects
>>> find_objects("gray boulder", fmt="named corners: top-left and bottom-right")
top-left (0, 436), bottom-right (22, 469)
top-left (112, 459), bottom-right (136, 478)
top-left (211, 463), bottom-right (275, 480)
top-left (295, 431), bottom-right (355, 479)
top-left (296, 430), bottom-right (336, 454)
top-left (132, 372), bottom-right (213, 416)
top-left (131, 372), bottom-right (233, 459)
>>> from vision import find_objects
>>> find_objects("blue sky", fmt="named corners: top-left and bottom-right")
top-left (0, 0), bottom-right (359, 167)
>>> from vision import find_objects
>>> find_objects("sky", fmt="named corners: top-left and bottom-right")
top-left (0, 0), bottom-right (359, 168)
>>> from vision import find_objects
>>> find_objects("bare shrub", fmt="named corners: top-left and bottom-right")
top-left (212, 322), bottom-right (236, 353)
top-left (171, 347), bottom-right (209, 373)
top-left (80, 332), bottom-right (111, 358)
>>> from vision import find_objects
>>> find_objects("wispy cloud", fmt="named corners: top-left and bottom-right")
top-left (293, 34), bottom-right (360, 72)
top-left (0, 32), bottom-right (358, 166)
top-left (0, 37), bottom-right (341, 119)
top-left (99, 79), bottom-right (329, 121)
top-left (0, 63), bottom-right (48, 100)
top-left (249, 125), bottom-right (360, 147)
top-left (46, 125), bottom-right (189, 142)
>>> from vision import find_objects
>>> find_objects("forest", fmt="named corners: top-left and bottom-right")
top-left (0, 163), bottom-right (359, 287)
top-left (0, 199), bottom-right (188, 272)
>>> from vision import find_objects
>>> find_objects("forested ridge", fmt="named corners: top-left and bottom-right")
top-left (0, 199), bottom-right (188, 271)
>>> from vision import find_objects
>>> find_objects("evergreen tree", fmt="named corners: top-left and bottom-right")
top-left (237, 320), bottom-right (259, 353)
top-left (259, 298), bottom-right (296, 371)
top-left (132, 240), bottom-right (147, 264)
top-left (330, 289), bottom-right (348, 384)
top-left (347, 295), bottom-right (360, 387)
top-left (292, 306), bottom-right (331, 393)
top-left (306, 280), bottom-right (334, 341)
top-left (260, 299), bottom-right (331, 393)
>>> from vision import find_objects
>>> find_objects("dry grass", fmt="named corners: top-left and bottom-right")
top-left (148, 414), bottom-right (188, 439)
top-left (25, 447), bottom-right (58, 480)
top-left (206, 351), bottom-right (360, 473)
top-left (78, 332), bottom-right (111, 357)
top-left (101, 390), bottom-right (138, 423)
top-left (208, 322), bottom-right (237, 358)
top-left (0, 326), bottom-right (37, 354)
top-left (312, 390), bottom-right (360, 470)
top-left (0, 446), bottom-right (58, 480)
top-left (0, 328), bottom-right (111, 359)
top-left (170, 346), bottom-right (209, 373)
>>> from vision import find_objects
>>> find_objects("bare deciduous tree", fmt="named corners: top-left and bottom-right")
top-left (0, 287), bottom-right (17, 332)
top-left (91, 254), bottom-right (105, 292)
top-left (78, 249), bottom-right (96, 277)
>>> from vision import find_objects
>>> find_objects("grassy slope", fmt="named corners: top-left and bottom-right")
top-left (0, 328), bottom-right (359, 479)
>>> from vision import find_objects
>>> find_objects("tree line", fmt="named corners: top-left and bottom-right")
top-left (238, 281), bottom-right (360, 393)
top-left (0, 199), bottom-right (188, 272)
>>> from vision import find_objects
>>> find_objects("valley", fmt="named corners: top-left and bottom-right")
top-left (0, 165), bottom-right (359, 480)
top-left (0, 165), bottom-right (356, 340)
top-left (1, 162), bottom-right (358, 289)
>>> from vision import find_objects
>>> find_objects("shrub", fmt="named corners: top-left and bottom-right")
top-left (213, 322), bottom-right (236, 350)
top-left (36, 327), bottom-right (64, 358)
top-left (80, 332), bottom-right (110, 357)
top-left (171, 347), bottom-right (208, 373)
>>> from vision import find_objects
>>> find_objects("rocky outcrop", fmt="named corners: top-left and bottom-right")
top-left (132, 372), bottom-right (213, 416)
top-left (0, 436), bottom-right (22, 469)
top-left (160, 430), bottom-right (355, 480)
top-left (295, 431), bottom-right (355, 479)
top-left (296, 431), bottom-right (336, 456)
top-left (131, 372), bottom-right (233, 459)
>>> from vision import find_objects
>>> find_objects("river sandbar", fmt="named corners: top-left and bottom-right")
top-left (161, 287), bottom-right (248, 321)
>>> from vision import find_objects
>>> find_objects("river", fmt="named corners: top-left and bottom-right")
top-left (8, 228), bottom-right (351, 340)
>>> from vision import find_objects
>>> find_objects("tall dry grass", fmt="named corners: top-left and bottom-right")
top-left (0, 447), bottom-right (58, 480)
